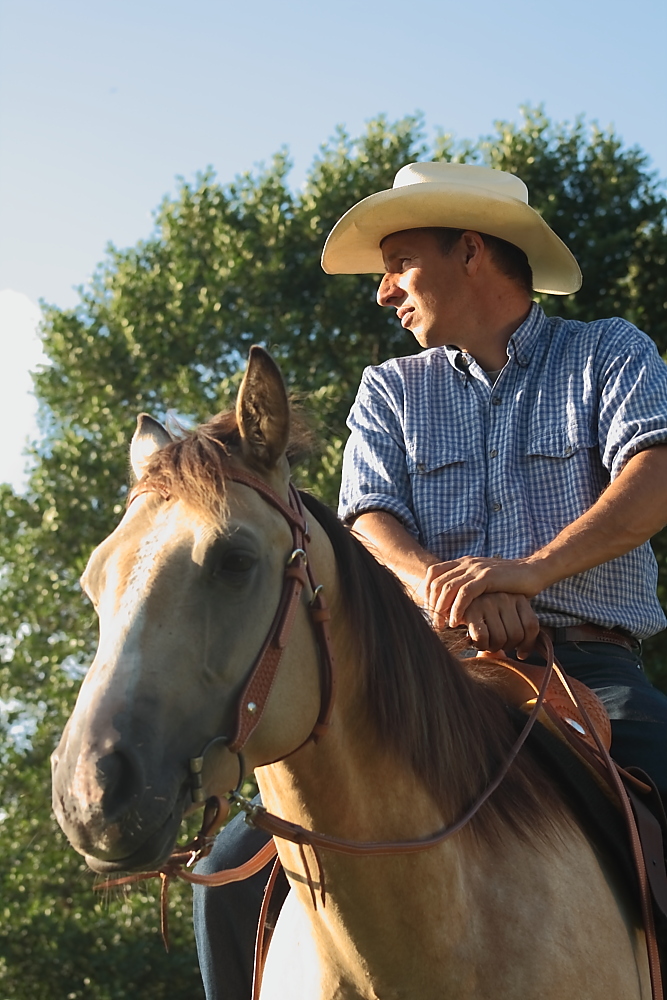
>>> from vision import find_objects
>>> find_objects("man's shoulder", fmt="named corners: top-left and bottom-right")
top-left (361, 347), bottom-right (450, 385)
top-left (352, 349), bottom-right (457, 420)
top-left (545, 313), bottom-right (652, 351)
top-left (540, 314), bottom-right (662, 374)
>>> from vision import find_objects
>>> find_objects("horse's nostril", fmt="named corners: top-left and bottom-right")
top-left (97, 750), bottom-right (142, 820)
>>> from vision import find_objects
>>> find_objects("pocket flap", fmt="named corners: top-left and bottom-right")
top-left (408, 446), bottom-right (467, 474)
top-left (527, 427), bottom-right (594, 459)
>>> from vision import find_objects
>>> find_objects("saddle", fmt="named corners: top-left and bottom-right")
top-left (468, 651), bottom-right (667, 980)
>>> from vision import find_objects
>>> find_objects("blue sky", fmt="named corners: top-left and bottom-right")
top-left (0, 0), bottom-right (666, 487)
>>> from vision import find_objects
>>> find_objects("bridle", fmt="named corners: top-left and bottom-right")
top-left (186, 465), bottom-right (557, 849)
top-left (187, 467), bottom-right (337, 804)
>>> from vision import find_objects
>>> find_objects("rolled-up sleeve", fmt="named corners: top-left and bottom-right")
top-left (338, 365), bottom-right (419, 538)
top-left (597, 321), bottom-right (667, 479)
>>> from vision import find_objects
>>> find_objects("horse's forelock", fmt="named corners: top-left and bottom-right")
top-left (128, 407), bottom-right (312, 516)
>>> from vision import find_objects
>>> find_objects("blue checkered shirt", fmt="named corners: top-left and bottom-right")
top-left (339, 304), bottom-right (667, 638)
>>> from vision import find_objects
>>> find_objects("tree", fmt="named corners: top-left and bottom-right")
top-left (1, 108), bottom-right (666, 997)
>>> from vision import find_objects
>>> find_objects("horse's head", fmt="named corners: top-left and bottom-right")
top-left (51, 348), bottom-right (328, 873)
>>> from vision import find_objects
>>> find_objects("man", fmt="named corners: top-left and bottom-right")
top-left (324, 161), bottom-right (667, 797)
top-left (194, 161), bottom-right (667, 998)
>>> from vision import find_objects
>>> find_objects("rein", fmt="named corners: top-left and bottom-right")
top-left (233, 631), bottom-right (556, 862)
top-left (100, 470), bottom-right (664, 1000)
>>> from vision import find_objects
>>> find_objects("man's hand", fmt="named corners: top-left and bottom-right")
top-left (352, 513), bottom-right (544, 655)
top-left (425, 555), bottom-right (546, 628)
top-left (461, 593), bottom-right (540, 659)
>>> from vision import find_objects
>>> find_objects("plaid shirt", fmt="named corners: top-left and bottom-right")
top-left (339, 304), bottom-right (667, 638)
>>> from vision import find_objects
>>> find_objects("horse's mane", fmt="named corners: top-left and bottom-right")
top-left (135, 410), bottom-right (566, 847)
top-left (299, 492), bottom-right (566, 846)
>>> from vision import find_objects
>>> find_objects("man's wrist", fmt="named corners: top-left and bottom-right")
top-left (523, 550), bottom-right (564, 593)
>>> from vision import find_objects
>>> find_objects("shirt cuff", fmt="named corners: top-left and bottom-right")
top-left (339, 494), bottom-right (420, 539)
top-left (611, 430), bottom-right (667, 478)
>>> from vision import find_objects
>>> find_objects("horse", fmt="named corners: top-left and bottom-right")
top-left (52, 346), bottom-right (651, 999)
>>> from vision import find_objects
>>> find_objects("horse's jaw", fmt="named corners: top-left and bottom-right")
top-left (81, 814), bottom-right (185, 875)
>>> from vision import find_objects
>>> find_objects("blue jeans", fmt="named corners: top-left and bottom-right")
top-left (193, 641), bottom-right (667, 999)
top-left (193, 803), bottom-right (276, 1000)
top-left (534, 641), bottom-right (667, 797)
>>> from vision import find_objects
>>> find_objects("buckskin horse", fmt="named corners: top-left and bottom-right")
top-left (52, 347), bottom-right (653, 998)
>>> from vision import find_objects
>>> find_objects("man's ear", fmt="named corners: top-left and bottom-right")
top-left (130, 414), bottom-right (171, 480)
top-left (461, 231), bottom-right (486, 271)
top-left (236, 346), bottom-right (290, 470)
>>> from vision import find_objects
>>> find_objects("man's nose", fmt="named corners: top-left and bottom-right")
top-left (377, 272), bottom-right (403, 308)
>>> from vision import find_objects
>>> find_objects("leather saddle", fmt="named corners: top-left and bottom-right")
top-left (466, 651), bottom-right (667, 943)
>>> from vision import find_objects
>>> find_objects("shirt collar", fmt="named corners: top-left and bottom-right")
top-left (506, 302), bottom-right (547, 367)
top-left (442, 301), bottom-right (547, 374)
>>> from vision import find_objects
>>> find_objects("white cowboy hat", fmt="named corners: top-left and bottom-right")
top-left (321, 162), bottom-right (582, 295)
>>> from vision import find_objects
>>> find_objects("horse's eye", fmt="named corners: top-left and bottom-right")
top-left (214, 551), bottom-right (255, 576)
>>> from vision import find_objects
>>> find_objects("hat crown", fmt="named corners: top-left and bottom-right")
top-left (393, 162), bottom-right (529, 206)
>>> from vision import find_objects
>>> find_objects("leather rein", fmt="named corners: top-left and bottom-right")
top-left (99, 468), bottom-right (664, 1000)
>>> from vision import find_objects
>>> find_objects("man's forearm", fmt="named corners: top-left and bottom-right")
top-left (350, 511), bottom-right (438, 601)
top-left (350, 444), bottom-right (667, 641)
top-left (527, 444), bottom-right (667, 589)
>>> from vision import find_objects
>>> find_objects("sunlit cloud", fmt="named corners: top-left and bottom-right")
top-left (0, 290), bottom-right (46, 492)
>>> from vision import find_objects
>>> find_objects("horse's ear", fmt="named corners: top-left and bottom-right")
top-left (130, 414), bottom-right (171, 480)
top-left (236, 346), bottom-right (289, 470)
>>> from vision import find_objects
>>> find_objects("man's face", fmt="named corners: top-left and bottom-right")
top-left (377, 229), bottom-right (466, 349)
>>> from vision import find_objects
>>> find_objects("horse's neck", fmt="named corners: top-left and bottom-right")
top-left (258, 725), bottom-right (649, 1000)
top-left (256, 670), bottom-right (470, 999)
top-left (251, 521), bottom-right (476, 995)
top-left (260, 701), bottom-right (448, 841)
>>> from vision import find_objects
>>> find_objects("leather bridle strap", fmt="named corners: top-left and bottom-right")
top-left (215, 471), bottom-right (336, 756)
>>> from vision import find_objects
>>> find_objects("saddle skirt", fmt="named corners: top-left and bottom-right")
top-left (467, 651), bottom-right (667, 942)
top-left (467, 650), bottom-right (612, 754)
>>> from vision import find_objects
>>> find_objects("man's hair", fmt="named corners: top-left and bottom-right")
top-left (426, 227), bottom-right (534, 295)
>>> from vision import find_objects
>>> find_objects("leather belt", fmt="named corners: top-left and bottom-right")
top-left (541, 624), bottom-right (640, 653)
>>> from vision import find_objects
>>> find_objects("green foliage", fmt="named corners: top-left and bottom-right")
top-left (1, 108), bottom-right (666, 997)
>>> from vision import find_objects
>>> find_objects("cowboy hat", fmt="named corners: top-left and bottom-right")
top-left (321, 162), bottom-right (582, 295)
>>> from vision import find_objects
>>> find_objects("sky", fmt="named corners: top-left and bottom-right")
top-left (1, 0), bottom-right (666, 490)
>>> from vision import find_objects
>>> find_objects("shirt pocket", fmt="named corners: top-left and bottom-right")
top-left (525, 425), bottom-right (602, 542)
top-left (407, 445), bottom-right (471, 552)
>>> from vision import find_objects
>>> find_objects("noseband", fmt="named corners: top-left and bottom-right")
top-left (187, 468), bottom-right (337, 804)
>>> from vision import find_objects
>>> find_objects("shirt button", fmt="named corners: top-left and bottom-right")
top-left (492, 501), bottom-right (502, 512)
top-left (489, 448), bottom-right (498, 458)
top-left (564, 445), bottom-right (573, 455)
top-left (492, 396), bottom-right (502, 406)
top-left (493, 553), bottom-right (502, 558)
top-left (416, 463), bottom-right (425, 472)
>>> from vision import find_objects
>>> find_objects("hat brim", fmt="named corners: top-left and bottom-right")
top-left (321, 181), bottom-right (582, 295)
